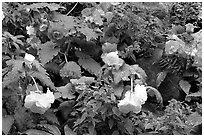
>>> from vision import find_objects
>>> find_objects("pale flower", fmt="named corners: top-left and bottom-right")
top-left (101, 51), bottom-right (124, 67)
top-left (118, 84), bottom-right (147, 114)
top-left (24, 53), bottom-right (35, 64)
top-left (24, 89), bottom-right (55, 114)
top-left (26, 26), bottom-right (35, 35)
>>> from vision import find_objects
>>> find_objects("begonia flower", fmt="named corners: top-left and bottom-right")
top-left (118, 84), bottom-right (147, 114)
top-left (24, 53), bottom-right (35, 65)
top-left (26, 26), bottom-right (35, 35)
top-left (24, 89), bottom-right (55, 114)
top-left (101, 51), bottom-right (124, 67)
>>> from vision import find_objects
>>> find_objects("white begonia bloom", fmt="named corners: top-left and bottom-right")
top-left (24, 53), bottom-right (35, 64)
top-left (24, 89), bottom-right (55, 114)
top-left (26, 26), bottom-right (35, 35)
top-left (101, 51), bottom-right (124, 67)
top-left (118, 84), bottom-right (147, 114)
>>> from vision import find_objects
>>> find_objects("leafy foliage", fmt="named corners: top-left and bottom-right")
top-left (2, 2), bottom-right (201, 135)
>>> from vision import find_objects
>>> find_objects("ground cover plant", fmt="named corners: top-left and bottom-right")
top-left (2, 2), bottom-right (202, 135)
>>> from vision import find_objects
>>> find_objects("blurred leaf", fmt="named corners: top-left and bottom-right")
top-left (179, 80), bottom-right (191, 95)
top-left (88, 123), bottom-right (95, 135)
top-left (93, 9), bottom-right (103, 26)
top-left (186, 112), bottom-right (202, 126)
top-left (2, 115), bottom-right (14, 135)
top-left (145, 123), bottom-right (154, 130)
top-left (112, 83), bottom-right (124, 98)
top-left (43, 110), bottom-right (59, 125)
top-left (112, 107), bottom-right (121, 117)
top-left (23, 3), bottom-right (65, 11)
top-left (78, 26), bottom-right (98, 41)
top-left (64, 125), bottom-right (76, 135)
top-left (24, 129), bottom-right (52, 135)
top-left (108, 119), bottom-right (114, 129)
top-left (70, 76), bottom-right (95, 85)
top-left (60, 61), bottom-right (81, 78)
top-left (156, 71), bottom-right (167, 88)
top-left (56, 83), bottom-right (75, 99)
top-left (37, 124), bottom-right (61, 135)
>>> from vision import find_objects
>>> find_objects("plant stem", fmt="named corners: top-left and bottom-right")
top-left (66, 2), bottom-right (78, 16)
top-left (30, 76), bottom-right (39, 91)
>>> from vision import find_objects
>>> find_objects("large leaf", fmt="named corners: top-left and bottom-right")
top-left (60, 61), bottom-right (81, 78)
top-left (56, 83), bottom-right (75, 99)
top-left (75, 51), bottom-right (101, 76)
top-left (179, 80), bottom-right (191, 95)
top-left (2, 115), bottom-right (14, 135)
top-left (38, 41), bottom-right (60, 65)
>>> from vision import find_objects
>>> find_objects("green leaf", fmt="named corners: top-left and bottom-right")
top-left (156, 71), bottom-right (167, 88)
top-left (37, 124), bottom-right (61, 135)
top-left (60, 61), bottom-right (81, 78)
top-left (130, 64), bottom-right (147, 80)
top-left (108, 119), bottom-right (114, 129)
top-left (124, 119), bottom-right (134, 134)
top-left (112, 83), bottom-right (124, 98)
top-left (145, 123), bottom-right (154, 130)
top-left (24, 129), bottom-right (52, 135)
top-left (70, 76), bottom-right (95, 85)
top-left (2, 115), bottom-right (14, 135)
top-left (112, 107), bottom-right (121, 117)
top-left (179, 80), bottom-right (191, 95)
top-left (64, 125), bottom-right (76, 135)
top-left (146, 86), bottom-right (163, 105)
top-left (38, 41), bottom-right (60, 65)
top-left (75, 51), bottom-right (101, 76)
top-left (56, 83), bottom-right (75, 99)
top-left (78, 26), bottom-right (98, 41)
top-left (3, 59), bottom-right (24, 87)
top-left (186, 112), bottom-right (202, 126)
top-left (23, 3), bottom-right (65, 11)
top-left (31, 60), bottom-right (55, 90)
top-left (93, 9), bottom-right (103, 26)
top-left (112, 64), bottom-right (131, 84)
top-left (74, 112), bottom-right (88, 127)
top-left (43, 110), bottom-right (60, 125)
top-left (88, 123), bottom-right (95, 135)
top-left (52, 13), bottom-right (79, 30)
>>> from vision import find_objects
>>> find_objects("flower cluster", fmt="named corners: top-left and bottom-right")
top-left (118, 84), bottom-right (147, 114)
top-left (24, 89), bottom-right (55, 114)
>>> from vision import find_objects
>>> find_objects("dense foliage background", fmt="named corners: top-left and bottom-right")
top-left (2, 2), bottom-right (202, 135)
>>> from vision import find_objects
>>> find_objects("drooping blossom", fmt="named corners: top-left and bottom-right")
top-left (24, 89), bottom-right (55, 114)
top-left (101, 51), bottom-right (124, 67)
top-left (118, 84), bottom-right (147, 114)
